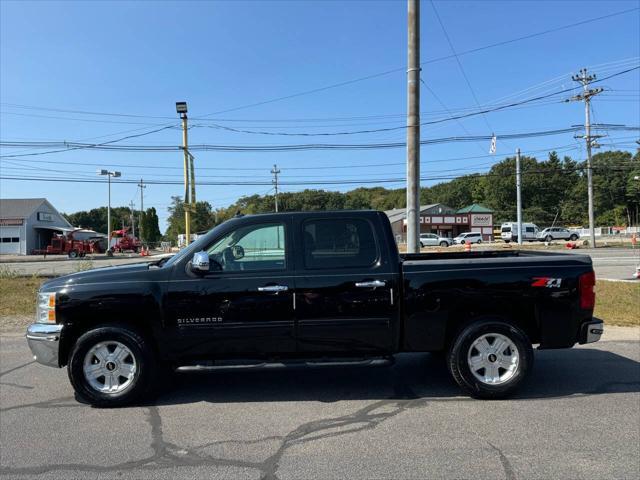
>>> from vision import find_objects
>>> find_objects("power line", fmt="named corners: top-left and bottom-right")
top-left (183, 66), bottom-right (639, 138)
top-left (0, 144), bottom-right (581, 171)
top-left (1, 163), bottom-right (636, 187)
top-left (2, 126), bottom-right (637, 156)
top-left (429, 0), bottom-right (497, 137)
top-left (0, 125), bottom-right (178, 158)
top-left (195, 7), bottom-right (639, 117)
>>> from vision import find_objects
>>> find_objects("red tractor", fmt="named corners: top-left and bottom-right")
top-left (32, 229), bottom-right (102, 258)
top-left (108, 227), bottom-right (142, 254)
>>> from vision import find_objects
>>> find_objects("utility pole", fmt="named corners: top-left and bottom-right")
top-left (129, 200), bottom-right (136, 238)
top-left (568, 69), bottom-right (603, 248)
top-left (271, 164), bottom-right (281, 212)
top-left (516, 148), bottom-right (523, 246)
top-left (137, 179), bottom-right (146, 241)
top-left (406, 0), bottom-right (421, 253)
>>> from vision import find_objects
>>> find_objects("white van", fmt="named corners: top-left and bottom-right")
top-left (501, 222), bottom-right (539, 242)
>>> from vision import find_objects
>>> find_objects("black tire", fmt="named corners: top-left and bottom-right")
top-left (439, 241), bottom-right (449, 247)
top-left (68, 324), bottom-right (157, 407)
top-left (569, 234), bottom-right (578, 241)
top-left (545, 235), bottom-right (553, 242)
top-left (68, 250), bottom-right (78, 259)
top-left (447, 319), bottom-right (533, 399)
top-left (504, 240), bottom-right (510, 244)
top-left (477, 239), bottom-right (482, 244)
top-left (420, 242), bottom-right (424, 248)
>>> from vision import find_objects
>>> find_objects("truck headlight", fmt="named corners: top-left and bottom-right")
top-left (37, 292), bottom-right (56, 324)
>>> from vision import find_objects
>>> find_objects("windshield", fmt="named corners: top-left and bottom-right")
top-left (161, 218), bottom-right (237, 268)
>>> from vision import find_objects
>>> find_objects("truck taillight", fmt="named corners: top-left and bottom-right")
top-left (579, 271), bottom-right (596, 310)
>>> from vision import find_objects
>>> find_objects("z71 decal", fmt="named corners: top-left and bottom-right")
top-left (531, 277), bottom-right (562, 288)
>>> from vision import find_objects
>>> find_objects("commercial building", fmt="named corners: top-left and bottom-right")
top-left (0, 198), bottom-right (73, 255)
top-left (385, 203), bottom-right (494, 242)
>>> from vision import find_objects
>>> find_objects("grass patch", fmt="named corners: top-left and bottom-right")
top-left (594, 280), bottom-right (640, 327)
top-left (0, 276), bottom-right (637, 331)
top-left (0, 276), bottom-right (45, 317)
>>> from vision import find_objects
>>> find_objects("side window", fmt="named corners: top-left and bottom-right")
top-left (206, 223), bottom-right (286, 272)
top-left (303, 218), bottom-right (378, 269)
top-left (526, 227), bottom-right (534, 233)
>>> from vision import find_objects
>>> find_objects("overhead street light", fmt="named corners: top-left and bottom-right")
top-left (176, 101), bottom-right (188, 117)
top-left (98, 170), bottom-right (122, 255)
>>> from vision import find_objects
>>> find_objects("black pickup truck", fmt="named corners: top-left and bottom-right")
top-left (27, 210), bottom-right (602, 407)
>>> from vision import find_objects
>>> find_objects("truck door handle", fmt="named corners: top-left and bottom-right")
top-left (355, 280), bottom-right (386, 288)
top-left (258, 285), bottom-right (289, 292)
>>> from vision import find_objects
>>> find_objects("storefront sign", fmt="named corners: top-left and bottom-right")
top-left (471, 214), bottom-right (492, 227)
top-left (0, 218), bottom-right (23, 226)
top-left (37, 212), bottom-right (54, 222)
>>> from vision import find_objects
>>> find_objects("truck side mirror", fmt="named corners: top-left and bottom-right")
top-left (191, 250), bottom-right (210, 273)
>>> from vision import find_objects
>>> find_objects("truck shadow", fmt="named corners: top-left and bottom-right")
top-left (154, 346), bottom-right (640, 406)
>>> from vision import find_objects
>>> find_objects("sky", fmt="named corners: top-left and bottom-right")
top-left (1, 0), bottom-right (639, 232)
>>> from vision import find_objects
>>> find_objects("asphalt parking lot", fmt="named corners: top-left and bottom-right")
top-left (1, 329), bottom-right (638, 479)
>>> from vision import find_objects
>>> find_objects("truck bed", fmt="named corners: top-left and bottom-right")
top-left (399, 249), bottom-right (593, 352)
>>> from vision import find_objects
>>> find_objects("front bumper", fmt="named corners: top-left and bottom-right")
top-left (26, 323), bottom-right (63, 367)
top-left (579, 320), bottom-right (604, 344)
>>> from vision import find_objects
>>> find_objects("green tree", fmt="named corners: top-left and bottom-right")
top-left (139, 207), bottom-right (162, 243)
top-left (164, 196), bottom-right (216, 241)
top-left (64, 206), bottom-right (133, 234)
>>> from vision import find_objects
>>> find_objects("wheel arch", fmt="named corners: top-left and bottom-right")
top-left (444, 311), bottom-right (538, 353)
top-left (59, 317), bottom-right (162, 368)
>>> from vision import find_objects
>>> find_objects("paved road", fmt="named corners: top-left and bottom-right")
top-left (3, 247), bottom-right (639, 280)
top-left (565, 248), bottom-right (640, 281)
top-left (1, 331), bottom-right (638, 479)
top-left (0, 255), bottom-right (166, 277)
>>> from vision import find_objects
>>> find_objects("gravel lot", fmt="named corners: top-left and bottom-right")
top-left (1, 328), bottom-right (638, 479)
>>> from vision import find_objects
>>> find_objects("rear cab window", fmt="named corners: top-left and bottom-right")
top-left (302, 218), bottom-right (379, 269)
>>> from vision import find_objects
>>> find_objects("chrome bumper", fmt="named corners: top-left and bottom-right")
top-left (26, 323), bottom-right (63, 367)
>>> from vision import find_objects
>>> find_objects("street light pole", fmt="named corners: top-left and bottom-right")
top-left (176, 101), bottom-right (191, 246)
top-left (98, 169), bottom-right (122, 253)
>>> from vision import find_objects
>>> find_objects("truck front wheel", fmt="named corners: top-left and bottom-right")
top-left (447, 320), bottom-right (533, 399)
top-left (68, 325), bottom-right (157, 407)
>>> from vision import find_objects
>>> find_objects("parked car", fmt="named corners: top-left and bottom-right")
top-left (27, 210), bottom-right (600, 407)
top-left (501, 222), bottom-right (540, 243)
top-left (453, 232), bottom-right (483, 244)
top-left (419, 233), bottom-right (451, 247)
top-left (537, 227), bottom-right (580, 242)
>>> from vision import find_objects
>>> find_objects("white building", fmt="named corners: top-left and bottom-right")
top-left (0, 198), bottom-right (72, 255)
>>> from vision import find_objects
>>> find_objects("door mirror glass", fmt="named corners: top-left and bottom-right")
top-left (191, 250), bottom-right (210, 273)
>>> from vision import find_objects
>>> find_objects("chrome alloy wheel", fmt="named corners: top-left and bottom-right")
top-left (467, 333), bottom-right (519, 385)
top-left (83, 341), bottom-right (137, 394)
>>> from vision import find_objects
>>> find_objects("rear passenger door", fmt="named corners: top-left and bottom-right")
top-left (293, 215), bottom-right (398, 354)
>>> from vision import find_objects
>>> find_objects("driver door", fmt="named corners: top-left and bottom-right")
top-left (166, 218), bottom-right (296, 361)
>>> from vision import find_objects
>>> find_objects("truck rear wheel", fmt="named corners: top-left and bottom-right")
top-left (68, 325), bottom-right (157, 407)
top-left (447, 319), bottom-right (533, 399)
top-left (68, 250), bottom-right (78, 259)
